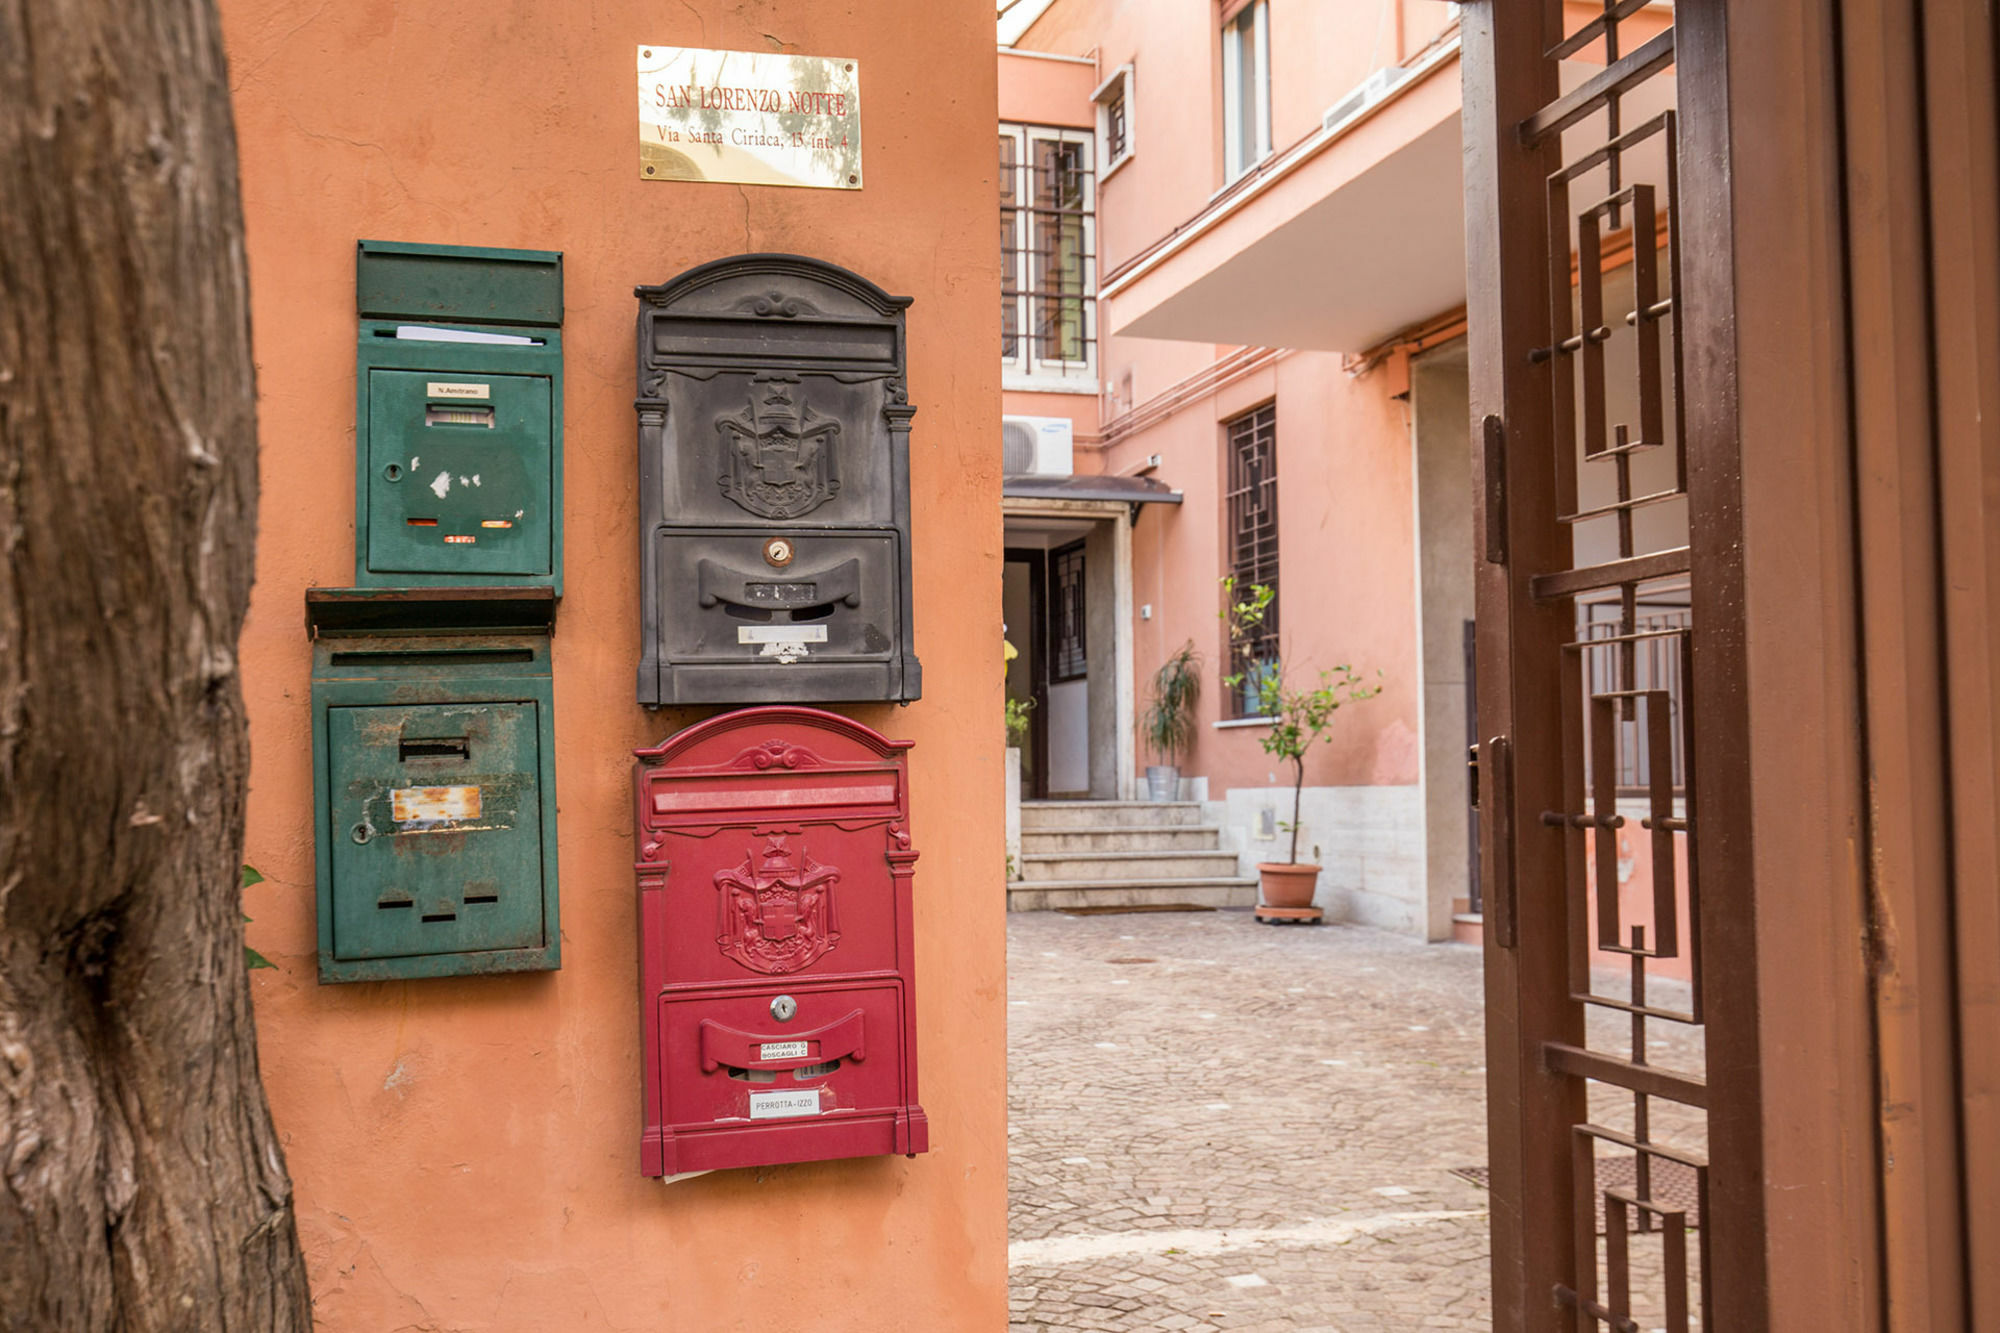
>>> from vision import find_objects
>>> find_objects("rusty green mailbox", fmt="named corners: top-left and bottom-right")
top-left (354, 240), bottom-right (563, 592)
top-left (308, 591), bottom-right (560, 983)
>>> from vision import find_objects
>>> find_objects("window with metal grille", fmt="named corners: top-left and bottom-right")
top-left (1049, 541), bottom-right (1087, 682)
top-left (1000, 124), bottom-right (1096, 387)
top-left (1093, 63), bottom-right (1134, 174)
top-left (1225, 403), bottom-right (1279, 717)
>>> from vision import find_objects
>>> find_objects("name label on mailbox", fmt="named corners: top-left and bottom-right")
top-left (748, 1089), bottom-right (821, 1120)
top-left (759, 1040), bottom-right (810, 1060)
top-left (392, 785), bottom-right (483, 824)
top-left (737, 624), bottom-right (829, 645)
top-left (425, 381), bottom-right (491, 400)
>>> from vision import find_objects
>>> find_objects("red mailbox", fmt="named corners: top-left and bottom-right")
top-left (634, 706), bottom-right (928, 1176)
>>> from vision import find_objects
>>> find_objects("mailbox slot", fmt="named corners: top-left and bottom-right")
top-left (655, 984), bottom-right (908, 1172)
top-left (656, 530), bottom-right (901, 665)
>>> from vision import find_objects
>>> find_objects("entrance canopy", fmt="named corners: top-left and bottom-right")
top-left (1001, 473), bottom-right (1182, 506)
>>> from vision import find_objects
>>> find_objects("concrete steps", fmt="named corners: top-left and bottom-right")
top-left (1018, 799), bottom-right (1205, 828)
top-left (1007, 878), bottom-right (1260, 911)
top-left (1009, 800), bottom-right (1256, 911)
top-left (1020, 824), bottom-right (1222, 853)
top-left (1017, 849), bottom-right (1244, 882)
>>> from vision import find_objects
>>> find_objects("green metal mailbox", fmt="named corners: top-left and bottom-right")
top-left (308, 591), bottom-right (560, 983)
top-left (354, 240), bottom-right (564, 592)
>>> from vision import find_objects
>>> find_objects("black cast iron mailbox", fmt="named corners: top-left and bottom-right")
top-left (634, 254), bottom-right (920, 706)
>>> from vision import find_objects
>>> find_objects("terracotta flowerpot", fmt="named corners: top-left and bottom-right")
top-left (1257, 862), bottom-right (1320, 911)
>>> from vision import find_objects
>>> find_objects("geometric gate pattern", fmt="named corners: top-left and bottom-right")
top-left (1509, 7), bottom-right (1709, 1328)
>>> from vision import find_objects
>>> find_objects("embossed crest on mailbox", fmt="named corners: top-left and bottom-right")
top-left (635, 707), bottom-right (928, 1176)
top-left (634, 255), bottom-right (921, 706)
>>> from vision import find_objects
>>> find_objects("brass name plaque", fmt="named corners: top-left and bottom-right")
top-left (637, 46), bottom-right (862, 190)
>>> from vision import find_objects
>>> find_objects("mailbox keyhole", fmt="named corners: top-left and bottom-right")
top-left (382, 462), bottom-right (403, 482)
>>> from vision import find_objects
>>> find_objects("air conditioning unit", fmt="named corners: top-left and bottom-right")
top-left (1322, 65), bottom-right (1412, 135)
top-left (1001, 415), bottom-right (1075, 477)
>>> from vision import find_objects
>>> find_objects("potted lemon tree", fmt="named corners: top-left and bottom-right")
top-left (1221, 578), bottom-right (1383, 914)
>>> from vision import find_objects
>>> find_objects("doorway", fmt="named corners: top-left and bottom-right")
top-left (1002, 546), bottom-right (1049, 798)
top-left (1001, 505), bottom-right (1133, 801)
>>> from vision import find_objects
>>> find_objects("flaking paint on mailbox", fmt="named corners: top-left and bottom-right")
top-left (311, 631), bottom-right (560, 982)
top-left (634, 706), bottom-right (927, 1176)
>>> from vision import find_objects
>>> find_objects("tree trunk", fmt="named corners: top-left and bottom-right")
top-left (1288, 756), bottom-right (1305, 865)
top-left (0, 0), bottom-right (311, 1326)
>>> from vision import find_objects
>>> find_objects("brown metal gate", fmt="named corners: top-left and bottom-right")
top-left (1463, 6), bottom-right (1742, 1328)
top-left (1466, 3), bottom-right (2000, 1328)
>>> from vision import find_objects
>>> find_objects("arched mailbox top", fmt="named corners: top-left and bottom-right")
top-left (634, 254), bottom-right (921, 707)
top-left (634, 252), bottom-right (913, 317)
top-left (635, 705), bottom-right (913, 771)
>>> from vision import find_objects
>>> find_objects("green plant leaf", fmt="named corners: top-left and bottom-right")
top-left (242, 866), bottom-right (273, 970)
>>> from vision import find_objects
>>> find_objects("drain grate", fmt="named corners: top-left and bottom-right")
top-left (1105, 957), bottom-right (1156, 965)
top-left (1449, 1156), bottom-right (1703, 1233)
top-left (1057, 903), bottom-right (1217, 916)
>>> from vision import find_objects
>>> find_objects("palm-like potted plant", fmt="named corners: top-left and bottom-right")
top-left (1221, 578), bottom-right (1384, 914)
top-left (1143, 641), bottom-right (1201, 802)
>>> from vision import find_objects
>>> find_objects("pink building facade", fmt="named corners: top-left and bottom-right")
top-left (998, 0), bottom-right (1682, 949)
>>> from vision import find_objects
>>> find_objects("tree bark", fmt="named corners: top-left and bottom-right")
top-left (1288, 755), bottom-right (1305, 865)
top-left (0, 0), bottom-right (311, 1327)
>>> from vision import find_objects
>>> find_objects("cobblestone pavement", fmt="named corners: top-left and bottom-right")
top-left (1007, 908), bottom-right (1707, 1332)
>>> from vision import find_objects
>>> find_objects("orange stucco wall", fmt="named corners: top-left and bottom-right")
top-left (224, 2), bottom-right (1005, 1328)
